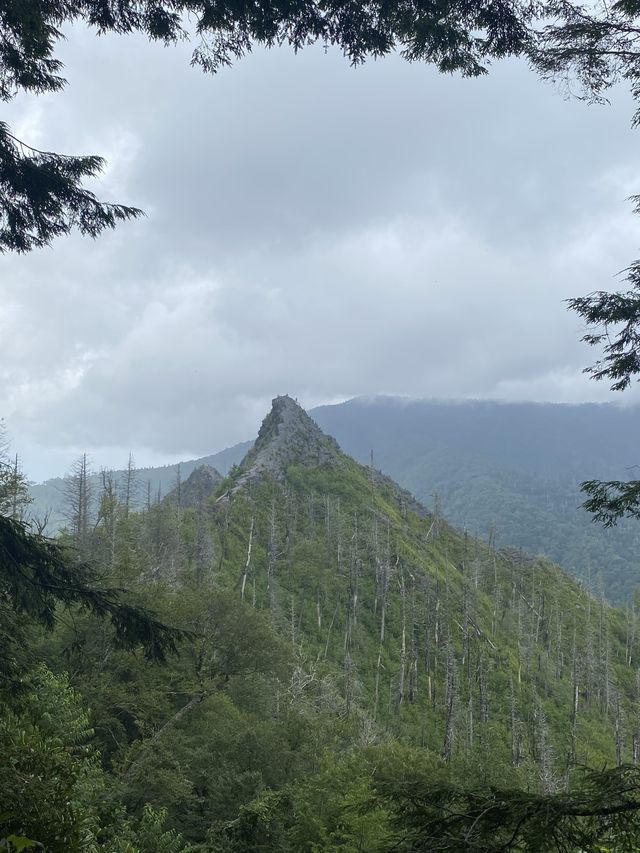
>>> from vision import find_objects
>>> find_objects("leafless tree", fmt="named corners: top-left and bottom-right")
top-left (64, 453), bottom-right (93, 550)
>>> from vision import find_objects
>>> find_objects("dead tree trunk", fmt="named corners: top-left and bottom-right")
top-left (442, 641), bottom-right (456, 763)
top-left (396, 563), bottom-right (407, 711)
top-left (240, 516), bottom-right (254, 602)
top-left (267, 499), bottom-right (277, 614)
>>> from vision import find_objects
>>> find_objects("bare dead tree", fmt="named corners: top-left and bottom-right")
top-left (240, 515), bottom-right (255, 602)
top-left (570, 625), bottom-right (579, 766)
top-left (373, 516), bottom-right (381, 616)
top-left (442, 640), bottom-right (456, 763)
top-left (533, 692), bottom-right (556, 794)
top-left (64, 453), bottom-right (93, 551)
top-left (31, 508), bottom-right (52, 535)
top-left (634, 669), bottom-right (640, 766)
top-left (423, 581), bottom-right (434, 705)
top-left (432, 492), bottom-right (442, 541)
top-left (509, 676), bottom-right (522, 768)
top-left (627, 602), bottom-right (637, 668)
top-left (266, 498), bottom-right (278, 614)
top-left (121, 452), bottom-right (137, 516)
top-left (477, 650), bottom-right (488, 728)
top-left (408, 573), bottom-right (418, 703)
top-left (584, 591), bottom-right (595, 707)
top-left (554, 596), bottom-right (564, 679)
top-left (374, 546), bottom-right (397, 720)
top-left (323, 597), bottom-right (340, 661)
top-left (0, 425), bottom-right (31, 520)
top-left (615, 691), bottom-right (623, 767)
top-left (396, 562), bottom-right (407, 711)
top-left (98, 468), bottom-right (118, 569)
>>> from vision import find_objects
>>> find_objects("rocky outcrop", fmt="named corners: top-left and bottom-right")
top-left (218, 396), bottom-right (341, 498)
top-left (167, 464), bottom-right (222, 508)
top-left (217, 396), bottom-right (431, 521)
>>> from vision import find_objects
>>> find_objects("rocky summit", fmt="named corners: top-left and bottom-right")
top-left (233, 395), bottom-right (341, 487)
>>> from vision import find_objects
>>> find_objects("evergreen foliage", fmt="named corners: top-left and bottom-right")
top-left (568, 281), bottom-right (640, 529)
top-left (535, 1), bottom-right (640, 125)
top-left (3, 0), bottom-right (640, 255)
top-left (312, 398), bottom-right (640, 602)
top-left (29, 399), bottom-right (640, 601)
top-left (0, 121), bottom-right (142, 252)
top-left (376, 764), bottom-right (640, 851)
top-left (0, 0), bottom-right (535, 252)
top-left (0, 515), bottom-right (183, 661)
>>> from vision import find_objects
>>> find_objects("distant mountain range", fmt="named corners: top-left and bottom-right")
top-left (29, 397), bottom-right (640, 601)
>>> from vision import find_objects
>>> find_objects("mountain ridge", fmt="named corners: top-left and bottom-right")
top-left (234, 395), bottom-right (341, 486)
top-left (128, 395), bottom-right (640, 782)
top-left (27, 396), bottom-right (640, 600)
top-left (20, 394), bottom-right (640, 847)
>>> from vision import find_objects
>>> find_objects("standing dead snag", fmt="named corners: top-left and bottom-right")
top-left (396, 562), bottom-right (407, 711)
top-left (240, 516), bottom-right (254, 602)
top-left (374, 544), bottom-right (396, 720)
top-left (64, 453), bottom-right (93, 552)
top-left (442, 640), bottom-right (456, 763)
top-left (408, 574), bottom-right (418, 703)
top-left (267, 498), bottom-right (278, 615)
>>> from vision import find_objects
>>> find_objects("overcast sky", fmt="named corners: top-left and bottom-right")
top-left (3, 26), bottom-right (640, 481)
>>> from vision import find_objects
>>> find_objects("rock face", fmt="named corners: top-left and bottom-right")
top-left (218, 395), bottom-right (430, 520)
top-left (229, 396), bottom-right (341, 491)
top-left (168, 464), bottom-right (222, 508)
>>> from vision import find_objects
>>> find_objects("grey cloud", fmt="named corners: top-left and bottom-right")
top-left (20, 209), bottom-right (636, 454)
top-left (2, 30), bottom-right (640, 479)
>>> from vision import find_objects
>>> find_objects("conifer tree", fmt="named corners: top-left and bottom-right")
top-left (568, 281), bottom-right (640, 525)
top-left (377, 765), bottom-right (640, 852)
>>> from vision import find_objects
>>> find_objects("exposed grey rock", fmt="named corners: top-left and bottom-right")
top-left (217, 395), bottom-right (341, 499)
top-left (167, 464), bottom-right (222, 508)
top-left (216, 396), bottom-right (432, 525)
top-left (247, 395), bottom-right (339, 468)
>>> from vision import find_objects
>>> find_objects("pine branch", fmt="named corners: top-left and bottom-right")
top-left (0, 121), bottom-right (143, 252)
top-left (0, 515), bottom-right (186, 660)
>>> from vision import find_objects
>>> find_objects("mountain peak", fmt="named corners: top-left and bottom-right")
top-left (236, 395), bottom-right (341, 485)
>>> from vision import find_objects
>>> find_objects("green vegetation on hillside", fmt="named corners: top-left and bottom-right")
top-left (312, 398), bottom-right (640, 602)
top-left (29, 399), bottom-right (640, 602)
top-left (8, 398), bottom-right (640, 850)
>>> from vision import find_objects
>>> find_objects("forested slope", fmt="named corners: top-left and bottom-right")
top-left (9, 396), bottom-right (640, 850)
top-left (313, 398), bottom-right (640, 602)
top-left (29, 397), bottom-right (640, 602)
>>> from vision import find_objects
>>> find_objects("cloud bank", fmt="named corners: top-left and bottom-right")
top-left (2, 31), bottom-right (640, 479)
